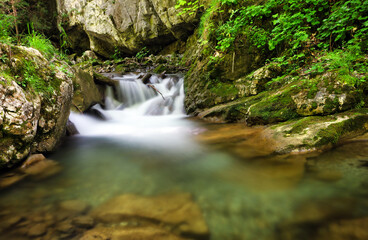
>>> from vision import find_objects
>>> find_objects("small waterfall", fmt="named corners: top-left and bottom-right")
top-left (104, 73), bottom-right (185, 115)
top-left (69, 73), bottom-right (193, 150)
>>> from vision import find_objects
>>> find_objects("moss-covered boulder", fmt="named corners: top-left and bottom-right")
top-left (0, 44), bottom-right (73, 169)
top-left (268, 110), bottom-right (368, 153)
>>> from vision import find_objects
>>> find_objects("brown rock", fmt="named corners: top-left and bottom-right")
top-left (111, 227), bottom-right (185, 240)
top-left (72, 216), bottom-right (95, 228)
top-left (59, 200), bottom-right (90, 215)
top-left (2, 215), bottom-right (24, 229)
top-left (27, 223), bottom-right (47, 237)
top-left (21, 154), bottom-right (45, 168)
top-left (20, 159), bottom-right (62, 180)
top-left (56, 220), bottom-right (75, 233)
top-left (80, 228), bottom-right (109, 240)
top-left (0, 173), bottom-right (26, 189)
top-left (316, 217), bottom-right (368, 240)
top-left (90, 193), bottom-right (209, 238)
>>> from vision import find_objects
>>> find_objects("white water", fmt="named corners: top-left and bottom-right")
top-left (70, 73), bottom-right (200, 151)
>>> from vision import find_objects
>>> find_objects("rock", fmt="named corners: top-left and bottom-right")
top-left (78, 50), bottom-right (98, 63)
top-left (72, 216), bottom-right (94, 229)
top-left (1, 216), bottom-right (24, 229)
top-left (27, 223), bottom-right (47, 237)
top-left (81, 226), bottom-right (186, 240)
top-left (80, 228), bottom-right (109, 240)
top-left (0, 173), bottom-right (26, 189)
top-left (268, 110), bottom-right (368, 153)
top-left (20, 159), bottom-right (62, 180)
top-left (111, 227), bottom-right (185, 240)
top-left (66, 119), bottom-right (79, 136)
top-left (93, 72), bottom-right (119, 87)
top-left (141, 73), bottom-right (152, 84)
top-left (84, 106), bottom-right (108, 120)
top-left (315, 217), bottom-right (368, 240)
top-left (90, 193), bottom-right (209, 238)
top-left (72, 67), bottom-right (103, 112)
top-left (56, 0), bottom-right (199, 57)
top-left (235, 63), bottom-right (282, 97)
top-left (0, 44), bottom-right (73, 169)
top-left (21, 154), bottom-right (46, 168)
top-left (56, 220), bottom-right (74, 233)
top-left (59, 200), bottom-right (90, 215)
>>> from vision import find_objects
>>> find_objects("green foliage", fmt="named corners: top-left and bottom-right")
top-left (58, 23), bottom-right (70, 54)
top-left (317, 0), bottom-right (368, 50)
top-left (112, 47), bottom-right (123, 60)
top-left (175, 0), bottom-right (203, 16)
top-left (0, 12), bottom-right (15, 44)
top-left (24, 25), bottom-right (56, 59)
top-left (18, 60), bottom-right (54, 95)
top-left (208, 0), bottom-right (367, 56)
top-left (135, 47), bottom-right (149, 60)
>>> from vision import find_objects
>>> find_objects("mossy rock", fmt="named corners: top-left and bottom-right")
top-left (269, 109), bottom-right (368, 153)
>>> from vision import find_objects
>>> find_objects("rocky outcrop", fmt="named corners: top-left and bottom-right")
top-left (0, 44), bottom-right (73, 169)
top-left (56, 0), bottom-right (199, 57)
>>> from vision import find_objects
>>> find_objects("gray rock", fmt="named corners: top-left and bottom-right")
top-left (56, 0), bottom-right (199, 57)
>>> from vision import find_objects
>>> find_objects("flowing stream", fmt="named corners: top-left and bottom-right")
top-left (1, 73), bottom-right (368, 240)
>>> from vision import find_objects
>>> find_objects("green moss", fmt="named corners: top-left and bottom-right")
top-left (247, 89), bottom-right (299, 125)
top-left (153, 64), bottom-right (167, 74)
top-left (323, 97), bottom-right (339, 114)
top-left (209, 81), bottom-right (238, 97)
top-left (315, 113), bottom-right (368, 147)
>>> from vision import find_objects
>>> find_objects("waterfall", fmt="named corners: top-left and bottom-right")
top-left (104, 73), bottom-right (185, 115)
top-left (69, 73), bottom-right (194, 150)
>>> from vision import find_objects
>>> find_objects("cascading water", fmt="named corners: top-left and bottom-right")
top-left (70, 73), bottom-right (195, 150)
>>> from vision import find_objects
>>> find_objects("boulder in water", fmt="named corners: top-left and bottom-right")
top-left (84, 105), bottom-right (108, 120)
top-left (90, 193), bottom-right (209, 238)
top-left (66, 119), bottom-right (80, 136)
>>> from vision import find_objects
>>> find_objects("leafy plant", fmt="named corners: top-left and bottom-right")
top-left (175, 0), bottom-right (203, 16)
top-left (24, 25), bottom-right (56, 59)
top-left (135, 47), bottom-right (149, 60)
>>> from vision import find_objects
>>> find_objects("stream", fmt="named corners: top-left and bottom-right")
top-left (1, 73), bottom-right (368, 240)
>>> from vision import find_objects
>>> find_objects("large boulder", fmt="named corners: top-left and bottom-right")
top-left (56, 0), bottom-right (199, 57)
top-left (0, 44), bottom-right (73, 169)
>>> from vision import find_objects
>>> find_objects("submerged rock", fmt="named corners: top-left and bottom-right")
top-left (90, 193), bottom-right (209, 238)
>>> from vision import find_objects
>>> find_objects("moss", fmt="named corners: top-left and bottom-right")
top-left (153, 64), bottom-right (167, 74)
top-left (323, 97), bottom-right (339, 114)
top-left (115, 64), bottom-right (127, 73)
top-left (315, 113), bottom-right (368, 147)
top-left (209, 80), bottom-right (238, 98)
top-left (247, 89), bottom-right (299, 125)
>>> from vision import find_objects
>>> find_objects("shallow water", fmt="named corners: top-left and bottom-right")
top-left (1, 74), bottom-right (368, 240)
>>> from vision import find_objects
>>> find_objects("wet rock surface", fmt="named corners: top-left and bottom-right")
top-left (91, 193), bottom-right (209, 238)
top-left (0, 154), bottom-right (62, 190)
top-left (0, 192), bottom-right (208, 240)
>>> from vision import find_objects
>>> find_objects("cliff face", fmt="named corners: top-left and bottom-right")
top-left (0, 44), bottom-right (73, 169)
top-left (56, 0), bottom-right (199, 57)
